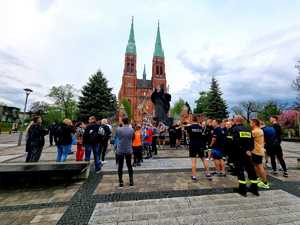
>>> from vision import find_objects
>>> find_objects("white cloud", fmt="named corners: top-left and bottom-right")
top-left (0, 0), bottom-right (300, 110)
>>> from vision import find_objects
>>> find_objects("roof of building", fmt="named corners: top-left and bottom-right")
top-left (153, 21), bottom-right (164, 58)
top-left (126, 17), bottom-right (136, 55)
top-left (137, 79), bottom-right (152, 89)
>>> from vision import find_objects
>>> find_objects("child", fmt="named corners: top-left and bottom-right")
top-left (75, 122), bottom-right (85, 161)
top-left (132, 124), bottom-right (143, 166)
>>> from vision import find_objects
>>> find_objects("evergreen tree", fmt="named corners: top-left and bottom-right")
top-left (206, 77), bottom-right (228, 119)
top-left (194, 91), bottom-right (209, 114)
top-left (78, 70), bottom-right (117, 121)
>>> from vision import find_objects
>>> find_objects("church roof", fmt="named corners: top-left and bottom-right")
top-left (126, 17), bottom-right (136, 55)
top-left (137, 79), bottom-right (152, 89)
top-left (153, 21), bottom-right (164, 58)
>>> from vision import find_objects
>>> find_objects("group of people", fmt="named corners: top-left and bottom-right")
top-left (25, 113), bottom-right (288, 196)
top-left (25, 116), bottom-right (112, 172)
top-left (184, 115), bottom-right (288, 197)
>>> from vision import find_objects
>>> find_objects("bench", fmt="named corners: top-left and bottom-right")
top-left (0, 161), bottom-right (90, 184)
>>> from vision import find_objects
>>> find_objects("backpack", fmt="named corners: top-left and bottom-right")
top-left (55, 124), bottom-right (64, 145)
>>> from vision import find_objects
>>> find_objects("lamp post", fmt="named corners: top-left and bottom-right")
top-left (17, 88), bottom-right (33, 146)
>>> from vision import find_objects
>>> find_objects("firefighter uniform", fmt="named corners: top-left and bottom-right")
top-left (232, 124), bottom-right (259, 196)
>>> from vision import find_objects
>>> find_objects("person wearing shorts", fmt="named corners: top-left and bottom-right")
top-left (250, 119), bottom-right (269, 189)
top-left (210, 119), bottom-right (226, 176)
top-left (186, 115), bottom-right (211, 181)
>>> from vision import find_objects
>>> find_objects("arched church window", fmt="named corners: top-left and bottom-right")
top-left (156, 65), bottom-right (159, 75)
top-left (160, 66), bottom-right (163, 75)
top-left (127, 63), bottom-right (130, 72)
top-left (131, 63), bottom-right (134, 73)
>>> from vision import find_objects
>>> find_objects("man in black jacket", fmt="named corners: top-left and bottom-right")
top-left (270, 116), bottom-right (288, 177)
top-left (83, 116), bottom-right (103, 173)
top-left (26, 116), bottom-right (48, 162)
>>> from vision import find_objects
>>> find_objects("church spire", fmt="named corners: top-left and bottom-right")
top-left (126, 17), bottom-right (136, 55)
top-left (153, 20), bottom-right (164, 58)
top-left (143, 64), bottom-right (146, 80)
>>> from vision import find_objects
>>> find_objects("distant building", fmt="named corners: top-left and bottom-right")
top-left (0, 105), bottom-right (20, 122)
top-left (118, 18), bottom-right (168, 122)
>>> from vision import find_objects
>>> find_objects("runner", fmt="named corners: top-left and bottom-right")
top-left (186, 115), bottom-right (211, 181)
top-left (250, 119), bottom-right (270, 189)
top-left (210, 119), bottom-right (226, 176)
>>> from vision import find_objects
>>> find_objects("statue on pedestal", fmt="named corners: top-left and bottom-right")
top-left (151, 87), bottom-right (171, 124)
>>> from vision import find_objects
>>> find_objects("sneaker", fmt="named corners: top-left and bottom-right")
top-left (191, 176), bottom-right (197, 181)
top-left (102, 161), bottom-right (107, 164)
top-left (95, 169), bottom-right (101, 174)
top-left (258, 181), bottom-right (270, 189)
top-left (119, 182), bottom-right (124, 188)
top-left (283, 172), bottom-right (289, 177)
top-left (205, 173), bottom-right (212, 180)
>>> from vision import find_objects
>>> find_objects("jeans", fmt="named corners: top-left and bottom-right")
top-left (85, 144), bottom-right (101, 171)
top-left (56, 145), bottom-right (69, 162)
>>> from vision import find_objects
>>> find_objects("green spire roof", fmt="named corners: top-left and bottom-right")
top-left (143, 64), bottom-right (146, 80)
top-left (126, 17), bottom-right (136, 55)
top-left (153, 21), bottom-right (164, 58)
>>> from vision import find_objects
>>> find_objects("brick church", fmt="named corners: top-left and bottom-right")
top-left (118, 18), bottom-right (168, 122)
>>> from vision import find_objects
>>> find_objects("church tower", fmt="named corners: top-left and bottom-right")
top-left (119, 17), bottom-right (137, 116)
top-left (152, 21), bottom-right (167, 91)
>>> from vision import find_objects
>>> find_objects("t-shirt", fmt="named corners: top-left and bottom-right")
top-left (115, 126), bottom-right (134, 154)
top-left (132, 130), bottom-right (142, 147)
top-left (262, 126), bottom-right (277, 145)
top-left (143, 128), bottom-right (153, 144)
top-left (186, 124), bottom-right (206, 149)
top-left (212, 127), bottom-right (225, 151)
top-left (252, 128), bottom-right (265, 156)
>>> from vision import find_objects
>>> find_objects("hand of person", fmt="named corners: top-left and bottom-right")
top-left (246, 151), bottom-right (252, 156)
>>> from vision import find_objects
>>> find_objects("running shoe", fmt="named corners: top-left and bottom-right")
top-left (191, 176), bottom-right (197, 181)
top-left (258, 181), bottom-right (270, 189)
top-left (283, 171), bottom-right (289, 177)
top-left (205, 173), bottom-right (212, 180)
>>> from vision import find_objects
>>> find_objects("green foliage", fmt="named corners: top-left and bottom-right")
top-left (171, 98), bottom-right (185, 118)
top-left (48, 84), bottom-right (77, 119)
top-left (42, 106), bottom-right (64, 127)
top-left (194, 92), bottom-right (209, 114)
top-left (78, 70), bottom-right (117, 121)
top-left (206, 77), bottom-right (228, 119)
top-left (257, 101), bottom-right (282, 121)
top-left (121, 99), bottom-right (132, 119)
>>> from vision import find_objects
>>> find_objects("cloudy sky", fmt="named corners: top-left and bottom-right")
top-left (0, 0), bottom-right (300, 110)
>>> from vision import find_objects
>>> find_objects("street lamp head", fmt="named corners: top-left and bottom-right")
top-left (24, 88), bottom-right (33, 95)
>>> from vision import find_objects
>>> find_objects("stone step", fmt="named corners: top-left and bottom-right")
top-left (88, 190), bottom-right (300, 225)
top-left (94, 189), bottom-right (294, 209)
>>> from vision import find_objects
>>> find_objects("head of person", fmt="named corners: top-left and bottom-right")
top-left (233, 115), bottom-right (244, 125)
top-left (207, 119), bottom-right (213, 126)
top-left (135, 124), bottom-right (141, 131)
top-left (192, 115), bottom-right (198, 123)
top-left (63, 118), bottom-right (72, 126)
top-left (101, 118), bottom-right (108, 125)
top-left (260, 120), bottom-right (265, 128)
top-left (122, 117), bottom-right (129, 125)
top-left (250, 118), bottom-right (260, 129)
top-left (88, 116), bottom-right (96, 124)
top-left (212, 119), bottom-right (222, 128)
top-left (225, 120), bottom-right (232, 129)
top-left (33, 116), bottom-right (42, 124)
top-left (201, 121), bottom-right (206, 127)
top-left (270, 115), bottom-right (278, 124)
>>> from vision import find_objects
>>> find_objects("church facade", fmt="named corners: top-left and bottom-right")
top-left (118, 18), bottom-right (167, 122)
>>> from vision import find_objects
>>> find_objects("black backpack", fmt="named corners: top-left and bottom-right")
top-left (89, 126), bottom-right (105, 144)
